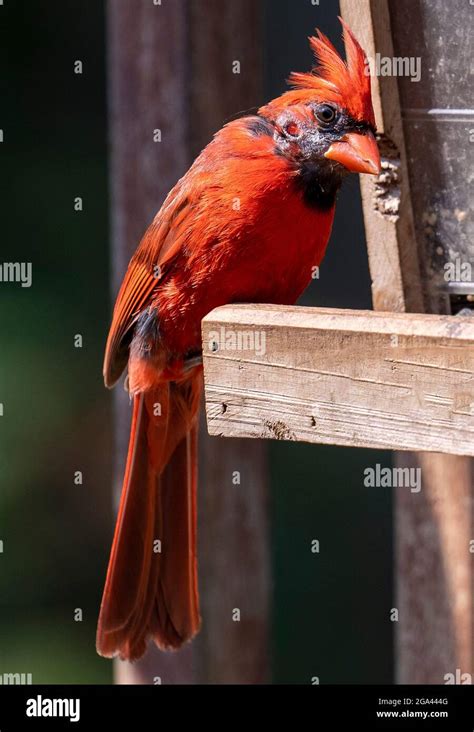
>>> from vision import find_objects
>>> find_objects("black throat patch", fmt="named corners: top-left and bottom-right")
top-left (296, 161), bottom-right (342, 211)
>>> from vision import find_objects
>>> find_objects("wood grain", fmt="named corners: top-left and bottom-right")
top-left (339, 0), bottom-right (424, 314)
top-left (202, 305), bottom-right (474, 456)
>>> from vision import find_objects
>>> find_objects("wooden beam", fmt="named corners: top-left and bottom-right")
top-left (339, 0), bottom-right (424, 314)
top-left (202, 304), bottom-right (474, 456)
top-left (340, 0), bottom-right (474, 683)
top-left (396, 452), bottom-right (474, 683)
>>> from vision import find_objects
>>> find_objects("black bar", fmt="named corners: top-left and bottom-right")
top-left (0, 684), bottom-right (472, 729)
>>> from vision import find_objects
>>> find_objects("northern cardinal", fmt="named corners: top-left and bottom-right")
top-left (97, 18), bottom-right (380, 661)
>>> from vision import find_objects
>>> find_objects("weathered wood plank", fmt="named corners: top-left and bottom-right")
top-left (202, 305), bottom-right (474, 456)
top-left (339, 0), bottom-right (424, 314)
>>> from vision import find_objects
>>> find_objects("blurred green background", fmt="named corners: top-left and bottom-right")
top-left (0, 0), bottom-right (393, 683)
top-left (0, 0), bottom-right (112, 683)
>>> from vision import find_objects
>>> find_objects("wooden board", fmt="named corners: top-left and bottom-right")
top-left (339, 0), bottom-right (424, 314)
top-left (202, 305), bottom-right (474, 456)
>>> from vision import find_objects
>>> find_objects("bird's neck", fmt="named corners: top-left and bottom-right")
top-left (293, 160), bottom-right (343, 212)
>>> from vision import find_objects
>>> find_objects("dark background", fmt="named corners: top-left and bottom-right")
top-left (0, 0), bottom-right (393, 683)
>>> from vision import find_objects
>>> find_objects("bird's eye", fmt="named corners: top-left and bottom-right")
top-left (315, 104), bottom-right (337, 125)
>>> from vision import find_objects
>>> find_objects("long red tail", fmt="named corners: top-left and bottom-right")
top-left (96, 373), bottom-right (202, 661)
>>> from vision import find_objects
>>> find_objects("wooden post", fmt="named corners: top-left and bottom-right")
top-left (339, 0), bottom-right (474, 683)
top-left (188, 0), bottom-right (270, 684)
top-left (107, 0), bottom-right (269, 684)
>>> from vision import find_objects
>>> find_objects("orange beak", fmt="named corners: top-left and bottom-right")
top-left (324, 131), bottom-right (381, 175)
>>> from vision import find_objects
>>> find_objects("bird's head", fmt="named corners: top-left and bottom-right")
top-left (258, 18), bottom-right (380, 179)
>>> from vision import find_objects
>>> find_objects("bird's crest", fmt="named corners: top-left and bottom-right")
top-left (260, 18), bottom-right (375, 128)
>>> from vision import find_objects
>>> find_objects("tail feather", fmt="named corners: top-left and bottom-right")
top-left (96, 374), bottom-right (202, 661)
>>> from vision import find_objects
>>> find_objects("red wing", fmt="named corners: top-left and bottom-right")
top-left (103, 186), bottom-right (194, 388)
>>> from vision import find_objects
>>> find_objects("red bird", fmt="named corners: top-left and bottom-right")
top-left (97, 19), bottom-right (380, 661)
